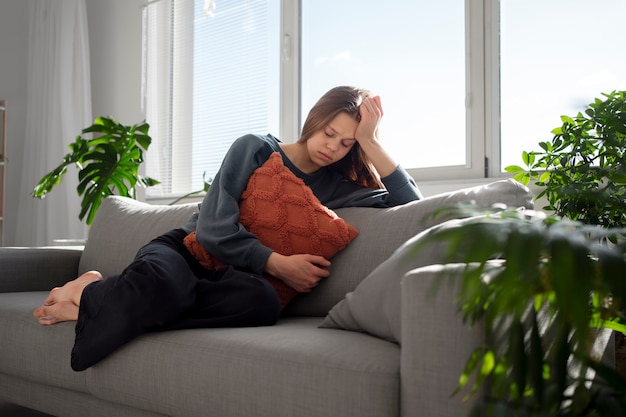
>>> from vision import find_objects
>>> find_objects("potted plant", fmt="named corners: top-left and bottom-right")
top-left (32, 116), bottom-right (159, 225)
top-left (505, 90), bottom-right (626, 229)
top-left (416, 209), bottom-right (626, 416)
top-left (418, 90), bottom-right (626, 415)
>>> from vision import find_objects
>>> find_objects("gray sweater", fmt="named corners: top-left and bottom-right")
top-left (183, 134), bottom-right (422, 275)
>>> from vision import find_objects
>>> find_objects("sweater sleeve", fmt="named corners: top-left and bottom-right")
top-left (380, 165), bottom-right (423, 205)
top-left (194, 135), bottom-right (275, 275)
top-left (321, 165), bottom-right (423, 209)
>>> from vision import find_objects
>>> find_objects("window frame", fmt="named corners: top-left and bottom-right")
top-left (279, 0), bottom-right (503, 182)
top-left (144, 0), bottom-right (506, 202)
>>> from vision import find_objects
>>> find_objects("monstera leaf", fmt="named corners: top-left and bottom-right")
top-left (32, 116), bottom-right (160, 225)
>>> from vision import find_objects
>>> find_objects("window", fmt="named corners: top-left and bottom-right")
top-left (499, 0), bottom-right (626, 170)
top-left (144, 0), bottom-right (280, 198)
top-left (144, 0), bottom-right (626, 199)
top-left (301, 0), bottom-right (466, 170)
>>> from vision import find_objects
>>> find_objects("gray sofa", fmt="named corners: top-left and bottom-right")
top-left (0, 179), bottom-right (539, 417)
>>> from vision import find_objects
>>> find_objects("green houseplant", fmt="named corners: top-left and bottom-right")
top-left (417, 208), bottom-right (626, 416)
top-left (32, 116), bottom-right (160, 225)
top-left (505, 90), bottom-right (626, 228)
top-left (417, 91), bottom-right (626, 416)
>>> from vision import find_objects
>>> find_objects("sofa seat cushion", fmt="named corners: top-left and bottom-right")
top-left (86, 317), bottom-right (400, 417)
top-left (0, 292), bottom-right (88, 394)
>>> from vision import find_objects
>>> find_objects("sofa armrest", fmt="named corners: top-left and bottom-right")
top-left (400, 263), bottom-right (617, 417)
top-left (0, 247), bottom-right (82, 293)
top-left (400, 263), bottom-right (482, 417)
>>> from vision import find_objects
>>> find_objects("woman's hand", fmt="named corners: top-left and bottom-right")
top-left (355, 96), bottom-right (384, 143)
top-left (265, 252), bottom-right (330, 293)
top-left (354, 95), bottom-right (398, 178)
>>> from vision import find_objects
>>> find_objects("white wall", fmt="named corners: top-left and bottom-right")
top-left (0, 0), bottom-right (144, 246)
top-left (0, 0), bottom-right (31, 246)
top-left (85, 0), bottom-right (147, 199)
top-left (86, 0), bottom-right (145, 125)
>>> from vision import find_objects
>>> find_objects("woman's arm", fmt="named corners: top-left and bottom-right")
top-left (318, 96), bottom-right (422, 209)
top-left (195, 134), bottom-right (335, 292)
top-left (195, 135), bottom-right (274, 275)
top-left (321, 166), bottom-right (421, 209)
top-left (354, 96), bottom-right (398, 178)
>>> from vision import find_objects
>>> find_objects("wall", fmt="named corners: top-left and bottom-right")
top-left (86, 0), bottom-right (145, 125)
top-left (86, 0), bottom-right (147, 201)
top-left (0, 0), bottom-right (144, 246)
top-left (0, 0), bottom-right (31, 246)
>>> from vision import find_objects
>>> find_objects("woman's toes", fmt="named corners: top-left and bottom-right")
top-left (33, 305), bottom-right (46, 318)
top-left (43, 287), bottom-right (61, 306)
top-left (33, 301), bottom-right (79, 325)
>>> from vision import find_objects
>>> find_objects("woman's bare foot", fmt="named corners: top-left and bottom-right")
top-left (43, 270), bottom-right (103, 307)
top-left (33, 270), bottom-right (102, 325)
top-left (33, 301), bottom-right (79, 325)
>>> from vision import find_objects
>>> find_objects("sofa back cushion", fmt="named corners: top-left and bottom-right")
top-left (78, 197), bottom-right (198, 278)
top-left (79, 179), bottom-right (534, 318)
top-left (284, 179), bottom-right (534, 316)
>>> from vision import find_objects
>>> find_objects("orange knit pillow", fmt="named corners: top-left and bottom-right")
top-left (184, 152), bottom-right (359, 308)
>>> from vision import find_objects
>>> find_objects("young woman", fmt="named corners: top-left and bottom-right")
top-left (33, 86), bottom-right (423, 371)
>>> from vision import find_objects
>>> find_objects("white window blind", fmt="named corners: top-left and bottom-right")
top-left (144, 0), bottom-right (280, 198)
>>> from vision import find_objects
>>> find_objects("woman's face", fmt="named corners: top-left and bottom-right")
top-left (306, 112), bottom-right (358, 169)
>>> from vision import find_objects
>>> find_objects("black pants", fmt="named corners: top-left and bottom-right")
top-left (70, 228), bottom-right (281, 371)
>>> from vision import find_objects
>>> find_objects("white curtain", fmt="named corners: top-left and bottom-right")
top-left (16, 0), bottom-right (92, 246)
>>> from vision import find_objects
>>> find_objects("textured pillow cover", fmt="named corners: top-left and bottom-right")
top-left (184, 152), bottom-right (359, 308)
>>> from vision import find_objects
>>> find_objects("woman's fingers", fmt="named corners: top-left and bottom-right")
top-left (357, 96), bottom-right (383, 141)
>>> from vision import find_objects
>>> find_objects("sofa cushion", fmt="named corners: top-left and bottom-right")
top-left (0, 292), bottom-right (88, 393)
top-left (285, 179), bottom-right (534, 317)
top-left (319, 216), bottom-right (509, 343)
top-left (78, 197), bottom-right (198, 278)
top-left (86, 318), bottom-right (400, 417)
top-left (0, 291), bottom-right (400, 417)
top-left (184, 152), bottom-right (358, 308)
top-left (319, 218), bottom-right (470, 342)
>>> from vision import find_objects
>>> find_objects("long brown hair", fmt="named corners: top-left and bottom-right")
top-left (298, 86), bottom-right (385, 189)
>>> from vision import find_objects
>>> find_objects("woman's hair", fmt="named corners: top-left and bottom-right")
top-left (298, 86), bottom-right (385, 189)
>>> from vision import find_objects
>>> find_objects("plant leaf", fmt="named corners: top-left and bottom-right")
top-left (31, 117), bottom-right (159, 225)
